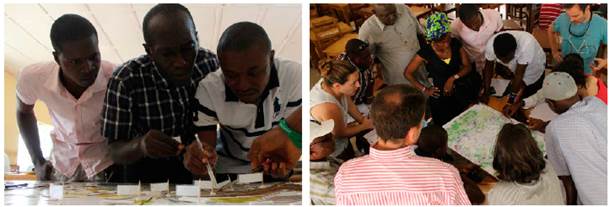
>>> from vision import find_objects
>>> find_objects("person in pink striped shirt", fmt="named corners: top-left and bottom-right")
top-left (334, 84), bottom-right (470, 205)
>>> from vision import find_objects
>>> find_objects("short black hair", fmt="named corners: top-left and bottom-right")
top-left (370, 84), bottom-right (426, 141)
top-left (142, 4), bottom-right (195, 44)
top-left (50, 14), bottom-right (97, 52)
top-left (563, 4), bottom-right (588, 11)
top-left (415, 125), bottom-right (448, 158)
top-left (493, 33), bottom-right (517, 58)
top-left (458, 4), bottom-right (480, 21)
top-left (554, 53), bottom-right (587, 87)
top-left (345, 38), bottom-right (369, 56)
top-left (217, 21), bottom-right (272, 54)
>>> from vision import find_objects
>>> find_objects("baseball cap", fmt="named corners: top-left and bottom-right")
top-left (541, 72), bottom-right (578, 101)
top-left (310, 120), bottom-right (334, 144)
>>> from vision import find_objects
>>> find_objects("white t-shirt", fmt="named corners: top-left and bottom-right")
top-left (310, 79), bottom-right (350, 157)
top-left (485, 31), bottom-right (546, 85)
top-left (451, 9), bottom-right (503, 74)
top-left (488, 164), bottom-right (566, 204)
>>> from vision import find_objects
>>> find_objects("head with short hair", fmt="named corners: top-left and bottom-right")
top-left (563, 4), bottom-right (591, 24)
top-left (320, 60), bottom-right (360, 97)
top-left (345, 38), bottom-right (372, 69)
top-left (493, 33), bottom-right (517, 64)
top-left (142, 4), bottom-right (199, 86)
top-left (142, 4), bottom-right (195, 44)
top-left (374, 4), bottom-right (398, 26)
top-left (458, 4), bottom-right (483, 31)
top-left (50, 14), bottom-right (101, 89)
top-left (50, 14), bottom-right (98, 52)
top-left (493, 123), bottom-right (545, 184)
top-left (554, 53), bottom-right (586, 88)
top-left (217, 22), bottom-right (274, 104)
top-left (370, 84), bottom-right (426, 144)
top-left (415, 125), bottom-right (449, 160)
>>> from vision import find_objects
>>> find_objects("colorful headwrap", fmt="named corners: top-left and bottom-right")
top-left (425, 12), bottom-right (451, 41)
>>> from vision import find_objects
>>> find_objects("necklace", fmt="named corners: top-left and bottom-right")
top-left (569, 13), bottom-right (591, 37)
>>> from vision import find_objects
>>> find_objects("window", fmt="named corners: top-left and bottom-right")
top-left (16, 122), bottom-right (54, 172)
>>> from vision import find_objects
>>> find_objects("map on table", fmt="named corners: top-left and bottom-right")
top-left (443, 104), bottom-right (546, 177)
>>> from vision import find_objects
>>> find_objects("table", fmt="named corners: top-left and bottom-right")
top-left (322, 33), bottom-right (358, 59)
top-left (446, 99), bottom-right (543, 204)
top-left (502, 19), bottom-right (524, 31)
top-left (4, 181), bottom-right (301, 205)
top-left (408, 6), bottom-right (432, 19)
top-left (5, 173), bottom-right (36, 181)
top-left (326, 4), bottom-right (351, 23)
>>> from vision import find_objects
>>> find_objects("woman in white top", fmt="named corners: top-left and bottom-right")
top-left (310, 60), bottom-right (374, 158)
top-left (488, 123), bottom-right (565, 204)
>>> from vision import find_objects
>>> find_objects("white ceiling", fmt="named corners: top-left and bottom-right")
top-left (4, 4), bottom-right (302, 76)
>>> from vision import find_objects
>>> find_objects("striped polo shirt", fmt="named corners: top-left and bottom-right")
top-left (194, 58), bottom-right (301, 163)
top-left (334, 145), bottom-right (471, 205)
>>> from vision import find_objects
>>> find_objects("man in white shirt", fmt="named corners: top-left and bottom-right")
top-left (359, 4), bottom-right (426, 86)
top-left (542, 72), bottom-right (607, 205)
top-left (190, 22), bottom-right (301, 178)
top-left (481, 31), bottom-right (546, 114)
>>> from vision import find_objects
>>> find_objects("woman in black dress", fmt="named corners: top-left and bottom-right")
top-left (404, 12), bottom-right (481, 125)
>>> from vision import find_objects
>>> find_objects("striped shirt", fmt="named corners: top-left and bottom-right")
top-left (194, 58), bottom-right (301, 163)
top-left (334, 145), bottom-right (471, 205)
top-left (545, 96), bottom-right (607, 205)
top-left (539, 4), bottom-right (562, 30)
top-left (337, 53), bottom-right (374, 105)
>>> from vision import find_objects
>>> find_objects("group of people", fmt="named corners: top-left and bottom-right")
top-left (310, 3), bottom-right (606, 205)
top-left (17, 4), bottom-right (303, 184)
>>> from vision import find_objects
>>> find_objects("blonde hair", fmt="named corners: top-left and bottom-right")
top-left (319, 59), bottom-right (357, 86)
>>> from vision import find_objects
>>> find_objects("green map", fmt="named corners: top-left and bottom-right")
top-left (443, 104), bottom-right (546, 176)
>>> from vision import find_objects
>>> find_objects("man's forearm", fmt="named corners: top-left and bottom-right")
top-left (482, 61), bottom-right (494, 93)
top-left (559, 176), bottom-right (577, 205)
top-left (16, 111), bottom-right (45, 166)
top-left (109, 137), bottom-right (146, 164)
top-left (510, 65), bottom-right (527, 94)
top-left (597, 44), bottom-right (607, 58)
top-left (547, 27), bottom-right (560, 54)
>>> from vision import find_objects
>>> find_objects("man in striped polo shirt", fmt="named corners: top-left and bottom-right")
top-left (189, 22), bottom-right (302, 178)
top-left (334, 84), bottom-right (470, 205)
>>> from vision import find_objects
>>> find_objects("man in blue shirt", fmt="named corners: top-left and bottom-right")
top-left (548, 4), bottom-right (607, 75)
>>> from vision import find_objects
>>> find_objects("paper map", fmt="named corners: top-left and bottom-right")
top-left (443, 104), bottom-right (546, 176)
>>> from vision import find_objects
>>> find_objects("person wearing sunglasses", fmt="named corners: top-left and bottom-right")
top-left (548, 4), bottom-right (607, 75)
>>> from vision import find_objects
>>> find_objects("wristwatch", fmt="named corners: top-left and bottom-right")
top-left (453, 74), bottom-right (460, 80)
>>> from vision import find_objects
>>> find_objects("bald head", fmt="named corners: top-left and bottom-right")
top-left (370, 84), bottom-right (426, 141)
top-left (217, 21), bottom-right (271, 55)
top-left (374, 4), bottom-right (398, 25)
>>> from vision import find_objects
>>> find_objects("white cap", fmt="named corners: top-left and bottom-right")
top-left (542, 72), bottom-right (578, 101)
top-left (310, 120), bottom-right (334, 144)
